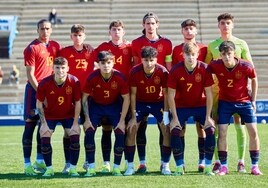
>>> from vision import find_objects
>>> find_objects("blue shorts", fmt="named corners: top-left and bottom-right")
top-left (218, 100), bottom-right (257, 124)
top-left (136, 101), bottom-right (164, 123)
top-left (89, 99), bottom-right (122, 128)
top-left (23, 83), bottom-right (39, 121)
top-left (46, 118), bottom-right (74, 130)
top-left (176, 106), bottom-right (206, 127)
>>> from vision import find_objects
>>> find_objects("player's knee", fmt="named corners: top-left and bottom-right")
top-left (114, 128), bottom-right (124, 135)
top-left (205, 127), bottom-right (215, 136)
top-left (171, 128), bottom-right (181, 136)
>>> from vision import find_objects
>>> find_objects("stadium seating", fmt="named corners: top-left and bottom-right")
top-left (0, 0), bottom-right (268, 102)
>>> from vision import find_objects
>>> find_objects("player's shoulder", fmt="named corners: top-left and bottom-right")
top-left (197, 60), bottom-right (208, 68)
top-left (39, 75), bottom-right (53, 87)
top-left (238, 58), bottom-right (254, 69)
top-left (170, 62), bottom-right (184, 73)
top-left (130, 64), bottom-right (143, 74)
top-left (155, 63), bottom-right (168, 73)
top-left (67, 73), bottom-right (79, 82)
top-left (113, 69), bottom-right (127, 80)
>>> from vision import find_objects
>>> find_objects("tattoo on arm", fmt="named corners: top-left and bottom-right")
top-left (37, 108), bottom-right (46, 124)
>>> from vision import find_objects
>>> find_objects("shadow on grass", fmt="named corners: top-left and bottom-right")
top-left (0, 170), bottom-right (206, 180)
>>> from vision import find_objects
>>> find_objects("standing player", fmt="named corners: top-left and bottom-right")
top-left (208, 41), bottom-right (262, 176)
top-left (172, 19), bottom-right (207, 172)
top-left (22, 19), bottom-right (61, 175)
top-left (86, 20), bottom-right (133, 173)
top-left (131, 12), bottom-right (173, 173)
top-left (167, 42), bottom-right (215, 176)
top-left (205, 13), bottom-right (253, 173)
top-left (59, 24), bottom-right (94, 173)
top-left (124, 46), bottom-right (171, 176)
top-left (82, 51), bottom-right (130, 177)
top-left (36, 57), bottom-right (81, 177)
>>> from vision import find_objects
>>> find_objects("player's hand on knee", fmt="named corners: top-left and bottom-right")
top-left (69, 125), bottom-right (81, 136)
top-left (115, 121), bottom-right (125, 134)
top-left (203, 117), bottom-right (215, 129)
top-left (40, 123), bottom-right (52, 137)
top-left (170, 119), bottom-right (182, 131)
top-left (83, 120), bottom-right (94, 132)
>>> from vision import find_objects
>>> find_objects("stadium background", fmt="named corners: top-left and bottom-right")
top-left (0, 0), bottom-right (267, 125)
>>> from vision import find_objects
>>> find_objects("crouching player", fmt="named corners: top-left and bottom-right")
top-left (124, 46), bottom-right (171, 176)
top-left (208, 41), bottom-right (262, 176)
top-left (167, 42), bottom-right (215, 176)
top-left (82, 51), bottom-right (130, 177)
top-left (36, 57), bottom-right (81, 177)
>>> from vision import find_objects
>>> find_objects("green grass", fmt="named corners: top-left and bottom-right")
top-left (0, 124), bottom-right (267, 188)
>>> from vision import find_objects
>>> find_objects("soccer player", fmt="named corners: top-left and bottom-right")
top-left (59, 24), bottom-right (94, 173)
top-left (124, 46), bottom-right (171, 176)
top-left (22, 19), bottom-right (61, 175)
top-left (172, 19), bottom-right (207, 172)
top-left (87, 20), bottom-right (133, 173)
top-left (36, 57), bottom-right (81, 177)
top-left (205, 13), bottom-right (253, 173)
top-left (167, 42), bottom-right (215, 176)
top-left (82, 51), bottom-right (130, 177)
top-left (131, 12), bottom-right (172, 173)
top-left (207, 41), bottom-right (262, 176)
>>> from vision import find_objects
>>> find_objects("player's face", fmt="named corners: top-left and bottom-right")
top-left (142, 57), bottom-right (157, 74)
top-left (181, 26), bottom-right (197, 40)
top-left (143, 18), bottom-right (159, 35)
top-left (37, 22), bottom-right (52, 43)
top-left (99, 59), bottom-right (114, 74)
top-left (218, 19), bottom-right (234, 35)
top-left (109, 26), bottom-right (125, 41)
top-left (220, 50), bottom-right (236, 67)
top-left (70, 32), bottom-right (86, 46)
top-left (53, 64), bottom-right (69, 82)
top-left (183, 51), bottom-right (198, 67)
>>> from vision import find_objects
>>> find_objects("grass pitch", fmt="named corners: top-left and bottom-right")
top-left (0, 124), bottom-right (267, 188)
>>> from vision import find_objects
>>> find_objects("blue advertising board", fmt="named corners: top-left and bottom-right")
top-left (0, 101), bottom-right (268, 126)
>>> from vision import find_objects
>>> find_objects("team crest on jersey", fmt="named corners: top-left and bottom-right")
top-left (235, 71), bottom-right (242, 79)
top-left (123, 48), bottom-right (129, 55)
top-left (195, 73), bottom-right (202, 82)
top-left (157, 44), bottom-right (163, 53)
top-left (85, 51), bottom-right (92, 59)
top-left (154, 76), bottom-right (161, 85)
top-left (66, 86), bottom-right (72, 95)
top-left (111, 81), bottom-right (118, 90)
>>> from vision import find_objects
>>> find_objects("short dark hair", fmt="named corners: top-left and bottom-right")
top-left (142, 12), bottom-right (159, 35)
top-left (141, 46), bottom-right (158, 59)
top-left (181, 19), bottom-right (197, 28)
top-left (37, 19), bottom-right (50, 29)
top-left (217, 13), bottom-right (234, 22)
top-left (219, 41), bottom-right (236, 52)
top-left (109, 20), bottom-right (124, 30)
top-left (54, 57), bottom-right (68, 65)
top-left (98, 51), bottom-right (114, 62)
top-left (71, 24), bottom-right (85, 33)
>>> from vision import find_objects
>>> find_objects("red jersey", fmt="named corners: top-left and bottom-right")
top-left (36, 74), bottom-right (81, 120)
top-left (83, 69), bottom-right (129, 105)
top-left (132, 35), bottom-right (172, 67)
top-left (59, 46), bottom-right (94, 89)
top-left (172, 42), bottom-right (207, 66)
top-left (129, 63), bottom-right (168, 103)
top-left (94, 41), bottom-right (133, 77)
top-left (167, 61), bottom-right (214, 108)
top-left (24, 39), bottom-right (61, 83)
top-left (208, 58), bottom-right (256, 103)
